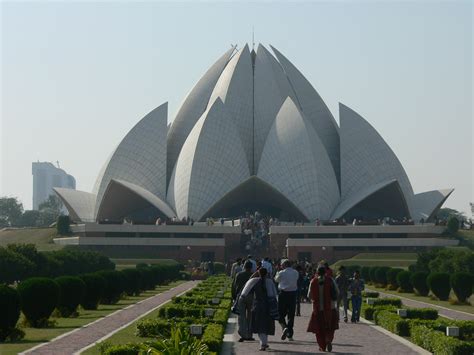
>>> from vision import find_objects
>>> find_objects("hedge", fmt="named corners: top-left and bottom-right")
top-left (80, 273), bottom-right (106, 310)
top-left (387, 268), bottom-right (403, 288)
top-left (372, 298), bottom-right (402, 307)
top-left (121, 269), bottom-right (141, 296)
top-left (362, 291), bottom-right (379, 298)
top-left (411, 272), bottom-right (429, 296)
top-left (428, 273), bottom-right (451, 301)
top-left (363, 305), bottom-right (396, 321)
top-left (411, 325), bottom-right (474, 355)
top-left (396, 271), bottom-right (413, 292)
top-left (0, 285), bottom-right (22, 342)
top-left (451, 272), bottom-right (473, 303)
top-left (405, 308), bottom-right (438, 320)
top-left (374, 267), bottom-right (390, 286)
top-left (17, 277), bottom-right (60, 327)
top-left (374, 310), bottom-right (410, 336)
top-left (360, 266), bottom-right (371, 282)
top-left (55, 276), bottom-right (86, 317)
top-left (102, 343), bottom-right (143, 355)
top-left (97, 270), bottom-right (126, 304)
top-left (202, 323), bottom-right (224, 353)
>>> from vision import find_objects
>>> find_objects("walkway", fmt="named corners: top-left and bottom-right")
top-left (228, 302), bottom-right (427, 354)
top-left (22, 281), bottom-right (198, 355)
top-left (369, 288), bottom-right (474, 321)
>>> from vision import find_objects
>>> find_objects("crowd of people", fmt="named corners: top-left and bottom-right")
top-left (230, 256), bottom-right (365, 352)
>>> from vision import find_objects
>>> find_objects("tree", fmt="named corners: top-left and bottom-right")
top-left (57, 215), bottom-right (71, 235)
top-left (0, 247), bottom-right (35, 284)
top-left (437, 208), bottom-right (465, 221)
top-left (447, 216), bottom-right (460, 234)
top-left (18, 210), bottom-right (41, 227)
top-left (0, 197), bottom-right (23, 227)
top-left (38, 195), bottom-right (62, 215)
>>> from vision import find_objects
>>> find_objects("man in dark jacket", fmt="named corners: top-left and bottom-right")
top-left (335, 266), bottom-right (349, 322)
top-left (233, 261), bottom-right (254, 341)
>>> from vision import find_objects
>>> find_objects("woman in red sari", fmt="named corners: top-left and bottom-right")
top-left (307, 266), bottom-right (339, 352)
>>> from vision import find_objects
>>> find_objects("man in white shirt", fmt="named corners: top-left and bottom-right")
top-left (261, 257), bottom-right (273, 276)
top-left (247, 255), bottom-right (257, 273)
top-left (275, 259), bottom-right (299, 341)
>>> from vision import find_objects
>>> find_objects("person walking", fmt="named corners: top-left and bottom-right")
top-left (275, 259), bottom-right (299, 341)
top-left (230, 258), bottom-right (243, 279)
top-left (233, 261), bottom-right (255, 341)
top-left (349, 270), bottom-right (365, 323)
top-left (307, 266), bottom-right (339, 352)
top-left (239, 267), bottom-right (278, 351)
top-left (335, 266), bottom-right (349, 322)
top-left (295, 264), bottom-right (305, 316)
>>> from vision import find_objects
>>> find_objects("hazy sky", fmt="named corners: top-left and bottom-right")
top-left (1, 1), bottom-right (472, 216)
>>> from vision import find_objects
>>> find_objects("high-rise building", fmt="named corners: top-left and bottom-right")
top-left (32, 162), bottom-right (75, 210)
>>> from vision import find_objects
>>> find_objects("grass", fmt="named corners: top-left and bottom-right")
top-left (0, 227), bottom-right (64, 251)
top-left (112, 259), bottom-right (178, 270)
top-left (332, 252), bottom-right (417, 269)
top-left (0, 281), bottom-right (184, 355)
top-left (366, 284), bottom-right (474, 315)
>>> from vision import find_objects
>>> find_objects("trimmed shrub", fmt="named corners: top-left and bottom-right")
top-left (406, 308), bottom-right (438, 320)
top-left (17, 277), bottom-right (60, 327)
top-left (396, 271), bottom-right (413, 292)
top-left (451, 272), bottom-right (473, 303)
top-left (427, 273), bottom-right (451, 301)
top-left (121, 269), bottom-right (141, 296)
top-left (97, 271), bottom-right (126, 304)
top-left (137, 267), bottom-right (154, 291)
top-left (369, 267), bottom-right (379, 283)
top-left (362, 291), bottom-right (379, 298)
top-left (102, 343), bottom-right (143, 355)
top-left (80, 273), bottom-right (106, 310)
top-left (213, 262), bottom-right (226, 274)
top-left (55, 276), bottom-right (86, 317)
top-left (374, 310), bottom-right (410, 336)
top-left (202, 323), bottom-right (224, 352)
top-left (0, 285), bottom-right (22, 342)
top-left (411, 325), bottom-right (474, 355)
top-left (374, 267), bottom-right (390, 286)
top-left (411, 271), bottom-right (429, 296)
top-left (363, 305), bottom-right (396, 321)
top-left (360, 266), bottom-right (371, 282)
top-left (387, 268), bottom-right (403, 288)
top-left (372, 298), bottom-right (402, 307)
top-left (447, 216), bottom-right (460, 234)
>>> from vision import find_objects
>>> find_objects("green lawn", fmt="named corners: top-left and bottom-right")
top-left (0, 281), bottom-right (184, 355)
top-left (332, 252), bottom-right (417, 269)
top-left (113, 258), bottom-right (179, 270)
top-left (367, 284), bottom-right (474, 314)
top-left (0, 227), bottom-right (63, 251)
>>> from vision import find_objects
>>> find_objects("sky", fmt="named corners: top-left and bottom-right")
top-left (1, 1), bottom-right (473, 216)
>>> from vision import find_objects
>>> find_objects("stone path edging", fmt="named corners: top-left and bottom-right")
top-left (368, 288), bottom-right (474, 321)
top-left (21, 281), bottom-right (197, 355)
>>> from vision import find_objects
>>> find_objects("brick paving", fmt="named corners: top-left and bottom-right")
top-left (229, 302), bottom-right (424, 354)
top-left (370, 288), bottom-right (474, 321)
top-left (23, 281), bottom-right (197, 355)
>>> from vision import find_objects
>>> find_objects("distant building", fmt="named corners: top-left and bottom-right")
top-left (32, 162), bottom-right (75, 210)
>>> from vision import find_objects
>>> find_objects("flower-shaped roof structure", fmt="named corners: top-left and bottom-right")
top-left (55, 44), bottom-right (453, 223)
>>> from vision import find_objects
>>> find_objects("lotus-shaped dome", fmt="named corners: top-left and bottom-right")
top-left (55, 44), bottom-right (453, 223)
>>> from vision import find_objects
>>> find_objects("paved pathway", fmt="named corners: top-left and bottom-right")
top-left (228, 302), bottom-right (427, 355)
top-left (369, 288), bottom-right (474, 321)
top-left (23, 281), bottom-right (198, 355)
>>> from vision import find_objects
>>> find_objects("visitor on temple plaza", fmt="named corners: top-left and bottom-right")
top-left (262, 257), bottom-right (273, 276)
top-left (239, 267), bottom-right (278, 351)
top-left (324, 261), bottom-right (333, 278)
top-left (247, 254), bottom-right (257, 273)
top-left (349, 270), bottom-right (365, 323)
top-left (230, 258), bottom-right (243, 279)
top-left (307, 266), bottom-right (339, 352)
top-left (275, 259), bottom-right (299, 341)
top-left (295, 264), bottom-right (305, 316)
top-left (335, 266), bottom-right (350, 322)
top-left (233, 261), bottom-right (255, 342)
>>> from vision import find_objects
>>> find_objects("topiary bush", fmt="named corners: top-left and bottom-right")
top-left (396, 270), bottom-right (413, 292)
top-left (121, 269), bottom-right (141, 296)
top-left (96, 271), bottom-right (126, 304)
top-left (360, 266), bottom-right (371, 282)
top-left (387, 268), bottom-right (403, 289)
top-left (427, 272), bottom-right (451, 301)
top-left (369, 267), bottom-right (379, 284)
top-left (374, 267), bottom-right (391, 286)
top-left (80, 273), bottom-right (106, 310)
top-left (411, 271), bottom-right (430, 296)
top-left (450, 272), bottom-right (473, 303)
top-left (17, 277), bottom-right (60, 327)
top-left (0, 285), bottom-right (22, 342)
top-left (55, 276), bottom-right (86, 317)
